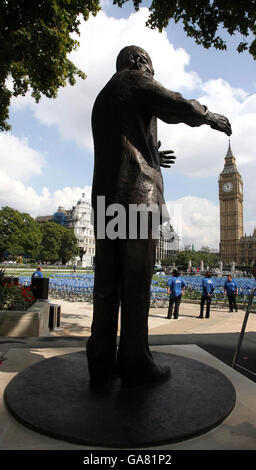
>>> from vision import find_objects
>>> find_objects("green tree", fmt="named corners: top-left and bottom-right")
top-left (115, 1), bottom-right (256, 59)
top-left (175, 251), bottom-right (191, 266)
top-left (162, 250), bottom-right (219, 268)
top-left (200, 246), bottom-right (212, 253)
top-left (59, 228), bottom-right (79, 265)
top-left (39, 222), bottom-right (79, 264)
top-left (0, 206), bottom-right (42, 259)
top-left (198, 251), bottom-right (219, 266)
top-left (39, 222), bottom-right (63, 263)
top-left (0, 0), bottom-right (100, 131)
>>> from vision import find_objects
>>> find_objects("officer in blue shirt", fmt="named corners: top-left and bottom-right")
top-left (31, 266), bottom-right (43, 279)
top-left (166, 269), bottom-right (186, 319)
top-left (198, 271), bottom-right (215, 319)
top-left (224, 274), bottom-right (238, 312)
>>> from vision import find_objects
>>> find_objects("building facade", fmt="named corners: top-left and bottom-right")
top-left (36, 194), bottom-right (95, 267)
top-left (72, 193), bottom-right (95, 267)
top-left (219, 143), bottom-right (243, 264)
top-left (156, 222), bottom-right (180, 262)
top-left (238, 229), bottom-right (256, 266)
top-left (219, 143), bottom-right (255, 266)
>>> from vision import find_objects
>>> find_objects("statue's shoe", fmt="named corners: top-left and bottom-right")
top-left (120, 363), bottom-right (171, 387)
top-left (87, 360), bottom-right (117, 389)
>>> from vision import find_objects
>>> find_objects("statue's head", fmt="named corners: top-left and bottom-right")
top-left (116, 45), bottom-right (154, 76)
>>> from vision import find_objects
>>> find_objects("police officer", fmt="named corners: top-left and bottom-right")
top-left (166, 269), bottom-right (186, 319)
top-left (198, 271), bottom-right (215, 319)
top-left (224, 274), bottom-right (238, 312)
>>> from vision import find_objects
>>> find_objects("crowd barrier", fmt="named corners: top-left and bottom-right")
top-left (18, 274), bottom-right (256, 308)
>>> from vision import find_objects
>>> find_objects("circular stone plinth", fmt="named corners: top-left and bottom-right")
top-left (4, 351), bottom-right (236, 448)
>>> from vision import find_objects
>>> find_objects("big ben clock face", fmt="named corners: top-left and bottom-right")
top-left (223, 182), bottom-right (233, 192)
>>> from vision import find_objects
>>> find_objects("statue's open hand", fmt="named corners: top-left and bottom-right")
top-left (158, 141), bottom-right (176, 168)
top-left (210, 113), bottom-right (232, 136)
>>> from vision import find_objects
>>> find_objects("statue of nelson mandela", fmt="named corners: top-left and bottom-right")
top-left (86, 45), bottom-right (232, 387)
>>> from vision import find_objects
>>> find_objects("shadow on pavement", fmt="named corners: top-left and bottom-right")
top-left (1, 331), bottom-right (256, 382)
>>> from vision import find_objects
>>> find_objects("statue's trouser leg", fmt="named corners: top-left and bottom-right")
top-left (87, 215), bottom-right (170, 385)
top-left (116, 235), bottom-right (157, 377)
top-left (86, 238), bottom-right (121, 383)
top-left (86, 235), bottom-right (156, 382)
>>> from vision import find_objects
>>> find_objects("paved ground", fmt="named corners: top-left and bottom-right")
top-left (1, 297), bottom-right (256, 382)
top-left (49, 297), bottom-right (256, 338)
top-left (1, 297), bottom-right (256, 451)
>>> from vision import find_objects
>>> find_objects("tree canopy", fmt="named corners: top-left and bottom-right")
top-left (1, 0), bottom-right (255, 131)
top-left (115, 1), bottom-right (256, 58)
top-left (0, 206), bottom-right (42, 259)
top-left (0, 0), bottom-right (100, 131)
top-left (162, 250), bottom-right (219, 268)
top-left (0, 207), bottom-right (79, 264)
top-left (38, 222), bottom-right (79, 264)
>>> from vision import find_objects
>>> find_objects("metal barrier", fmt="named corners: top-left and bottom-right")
top-left (232, 287), bottom-right (256, 377)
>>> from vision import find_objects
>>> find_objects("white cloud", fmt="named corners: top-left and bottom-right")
top-left (5, 7), bottom-right (256, 247)
top-left (159, 76), bottom-right (256, 232)
top-left (244, 220), bottom-right (256, 236)
top-left (0, 169), bottom-right (91, 217)
top-left (166, 196), bottom-right (220, 249)
top-left (11, 8), bottom-right (201, 151)
top-left (0, 133), bottom-right (45, 181)
top-left (11, 8), bottom-right (256, 184)
top-left (159, 77), bottom-right (256, 178)
top-left (0, 134), bottom-right (93, 218)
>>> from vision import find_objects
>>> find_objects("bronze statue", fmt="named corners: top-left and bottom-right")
top-left (86, 45), bottom-right (232, 387)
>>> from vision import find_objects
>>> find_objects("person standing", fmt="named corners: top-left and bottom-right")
top-left (166, 270), bottom-right (185, 319)
top-left (31, 266), bottom-right (43, 279)
top-left (224, 274), bottom-right (238, 312)
top-left (198, 271), bottom-right (215, 319)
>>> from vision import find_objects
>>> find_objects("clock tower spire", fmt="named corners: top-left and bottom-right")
top-left (219, 142), bottom-right (243, 264)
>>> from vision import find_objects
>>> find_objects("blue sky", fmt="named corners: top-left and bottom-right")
top-left (1, 1), bottom-right (255, 249)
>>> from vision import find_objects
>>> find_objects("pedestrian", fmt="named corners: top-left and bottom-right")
top-left (166, 270), bottom-right (186, 319)
top-left (31, 266), bottom-right (43, 279)
top-left (224, 274), bottom-right (238, 312)
top-left (198, 271), bottom-right (215, 318)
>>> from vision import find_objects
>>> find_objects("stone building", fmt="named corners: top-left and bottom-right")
top-left (35, 193), bottom-right (95, 267)
top-left (72, 193), bottom-right (95, 267)
top-left (156, 222), bottom-right (180, 262)
top-left (238, 229), bottom-right (256, 266)
top-left (36, 194), bottom-right (180, 266)
top-left (35, 214), bottom-right (54, 224)
top-left (219, 142), bottom-right (255, 266)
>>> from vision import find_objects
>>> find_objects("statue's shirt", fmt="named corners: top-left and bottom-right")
top-left (91, 69), bottom-right (210, 214)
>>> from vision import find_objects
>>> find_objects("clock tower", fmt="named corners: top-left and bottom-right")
top-left (219, 142), bottom-right (243, 264)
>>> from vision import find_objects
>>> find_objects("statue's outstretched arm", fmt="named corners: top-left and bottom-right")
top-left (136, 75), bottom-right (232, 136)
